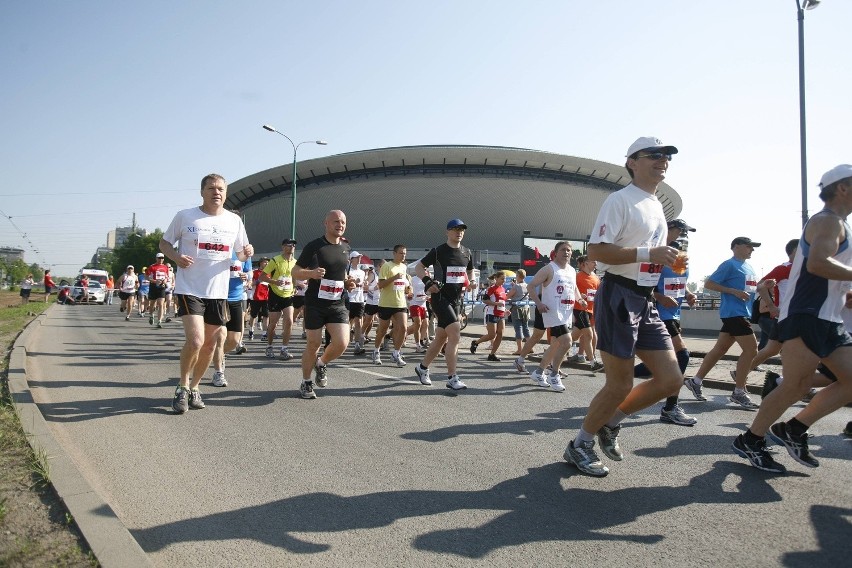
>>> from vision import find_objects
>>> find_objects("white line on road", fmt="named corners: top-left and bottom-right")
top-left (339, 365), bottom-right (421, 384)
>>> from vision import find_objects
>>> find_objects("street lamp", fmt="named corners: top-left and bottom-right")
top-left (796, 0), bottom-right (820, 228)
top-left (262, 124), bottom-right (328, 240)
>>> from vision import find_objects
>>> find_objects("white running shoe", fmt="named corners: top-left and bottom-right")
top-left (530, 368), bottom-right (549, 387)
top-left (279, 346), bottom-right (293, 361)
top-left (547, 372), bottom-right (565, 392)
top-left (514, 356), bottom-right (527, 374)
top-left (415, 364), bottom-right (432, 386)
top-left (212, 370), bottom-right (227, 387)
top-left (265, 346), bottom-right (274, 358)
top-left (372, 350), bottom-right (382, 366)
top-left (392, 352), bottom-right (406, 367)
top-left (446, 375), bottom-right (467, 390)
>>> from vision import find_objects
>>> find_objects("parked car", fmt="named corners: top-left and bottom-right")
top-left (70, 280), bottom-right (106, 304)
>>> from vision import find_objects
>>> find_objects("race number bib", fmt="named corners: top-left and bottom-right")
top-left (556, 281), bottom-right (575, 306)
top-left (230, 261), bottom-right (242, 279)
top-left (637, 263), bottom-right (663, 287)
top-left (445, 266), bottom-right (466, 284)
top-left (585, 288), bottom-right (597, 302)
top-left (663, 277), bottom-right (686, 298)
top-left (493, 300), bottom-right (506, 318)
top-left (276, 276), bottom-right (293, 290)
top-left (744, 278), bottom-right (757, 294)
top-left (318, 278), bottom-right (344, 300)
top-left (393, 276), bottom-right (407, 291)
top-left (196, 236), bottom-right (230, 261)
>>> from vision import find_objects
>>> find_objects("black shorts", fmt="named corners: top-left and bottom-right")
top-left (378, 306), bottom-right (407, 320)
top-left (225, 300), bottom-right (245, 333)
top-left (349, 302), bottom-right (365, 319)
top-left (663, 318), bottom-right (682, 338)
top-left (572, 309), bottom-right (591, 330)
top-left (548, 324), bottom-right (571, 337)
top-left (249, 299), bottom-right (268, 319)
top-left (778, 313), bottom-right (852, 359)
top-left (148, 284), bottom-right (166, 301)
top-left (292, 296), bottom-right (305, 309)
top-left (720, 316), bottom-right (755, 337)
top-left (119, 291), bottom-right (134, 301)
top-left (432, 296), bottom-right (462, 329)
top-left (533, 308), bottom-right (545, 331)
top-left (20, 288), bottom-right (31, 298)
top-left (816, 362), bottom-right (839, 382)
top-left (768, 318), bottom-right (781, 341)
top-left (364, 303), bottom-right (380, 316)
top-left (267, 294), bottom-right (294, 312)
top-left (176, 294), bottom-right (229, 326)
top-left (304, 301), bottom-right (349, 330)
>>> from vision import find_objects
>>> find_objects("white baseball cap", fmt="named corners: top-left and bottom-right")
top-left (819, 164), bottom-right (852, 188)
top-left (349, 251), bottom-right (362, 259)
top-left (626, 136), bottom-right (679, 158)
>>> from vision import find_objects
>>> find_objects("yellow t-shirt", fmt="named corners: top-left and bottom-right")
top-left (378, 261), bottom-right (410, 308)
top-left (263, 255), bottom-right (296, 298)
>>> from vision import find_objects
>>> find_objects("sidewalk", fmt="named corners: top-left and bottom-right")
top-left (458, 320), bottom-right (780, 395)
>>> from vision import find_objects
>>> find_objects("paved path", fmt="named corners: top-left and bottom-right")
top-left (15, 305), bottom-right (852, 566)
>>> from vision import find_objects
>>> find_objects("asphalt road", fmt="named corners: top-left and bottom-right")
top-left (26, 305), bottom-right (852, 567)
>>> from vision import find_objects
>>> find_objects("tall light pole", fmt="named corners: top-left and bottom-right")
top-left (262, 124), bottom-right (328, 240)
top-left (796, 0), bottom-right (820, 228)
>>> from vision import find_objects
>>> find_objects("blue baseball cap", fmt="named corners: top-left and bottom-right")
top-left (447, 218), bottom-right (467, 230)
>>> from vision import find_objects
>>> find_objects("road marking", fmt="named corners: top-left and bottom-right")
top-left (340, 365), bottom-right (421, 384)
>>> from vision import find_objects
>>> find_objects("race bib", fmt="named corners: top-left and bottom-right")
top-left (277, 276), bottom-right (293, 290)
top-left (318, 278), bottom-right (344, 300)
top-left (196, 236), bottom-right (230, 261)
top-left (556, 282), bottom-right (576, 306)
top-left (585, 288), bottom-right (597, 302)
top-left (393, 276), bottom-right (407, 291)
top-left (445, 266), bottom-right (466, 284)
top-left (230, 261), bottom-right (242, 279)
top-left (637, 263), bottom-right (663, 287)
top-left (744, 278), bottom-right (757, 294)
top-left (494, 300), bottom-right (506, 318)
top-left (663, 277), bottom-right (686, 298)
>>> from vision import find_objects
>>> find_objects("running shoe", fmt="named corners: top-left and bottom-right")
top-left (660, 405), bottom-right (697, 426)
top-left (372, 350), bottom-right (382, 366)
top-left (801, 388), bottom-right (818, 403)
top-left (486, 353), bottom-right (501, 362)
top-left (261, 332), bottom-right (268, 341)
top-left (514, 356), bottom-right (527, 374)
top-left (547, 372), bottom-right (566, 393)
top-left (730, 390), bottom-right (759, 410)
top-left (265, 346), bottom-right (274, 358)
top-left (212, 370), bottom-right (227, 387)
top-left (300, 380), bottom-right (317, 399)
top-left (248, 329), bottom-right (254, 340)
top-left (149, 315), bottom-right (154, 325)
top-left (392, 352), bottom-right (406, 367)
top-left (381, 335), bottom-right (391, 351)
top-left (164, 317), bottom-right (172, 323)
top-left (683, 377), bottom-right (707, 401)
top-left (172, 387), bottom-right (189, 414)
top-left (768, 422), bottom-right (819, 467)
top-left (844, 421), bottom-right (852, 436)
top-left (754, 365), bottom-right (767, 372)
top-left (125, 315), bottom-right (130, 321)
top-left (446, 375), bottom-right (467, 390)
top-left (353, 343), bottom-right (366, 355)
top-left (279, 347), bottom-right (293, 361)
top-left (732, 433), bottom-right (786, 473)
top-left (469, 340), bottom-right (478, 354)
top-left (314, 360), bottom-right (328, 388)
top-left (564, 440), bottom-right (609, 477)
top-left (414, 344), bottom-right (425, 354)
top-left (762, 370), bottom-right (780, 400)
top-left (156, 322), bottom-right (163, 329)
top-left (597, 425), bottom-right (623, 461)
top-left (589, 360), bottom-right (604, 372)
top-left (529, 368), bottom-right (549, 387)
top-left (188, 389), bottom-right (205, 410)
top-left (235, 344), bottom-right (247, 355)
top-left (415, 364), bottom-right (432, 386)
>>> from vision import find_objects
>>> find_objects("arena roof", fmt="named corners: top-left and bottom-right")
top-left (226, 145), bottom-right (682, 256)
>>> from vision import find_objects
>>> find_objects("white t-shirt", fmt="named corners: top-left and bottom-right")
top-left (409, 277), bottom-right (428, 308)
top-left (347, 266), bottom-right (366, 304)
top-left (163, 207), bottom-right (249, 299)
top-left (589, 183), bottom-right (667, 281)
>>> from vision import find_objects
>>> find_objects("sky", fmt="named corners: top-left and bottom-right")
top-left (2, 1), bottom-right (850, 282)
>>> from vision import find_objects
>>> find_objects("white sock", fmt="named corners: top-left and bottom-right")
top-left (692, 376), bottom-right (704, 385)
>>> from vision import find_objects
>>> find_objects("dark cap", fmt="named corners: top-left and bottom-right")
top-left (731, 237), bottom-right (761, 249)
top-left (447, 218), bottom-right (467, 230)
top-left (667, 219), bottom-right (696, 232)
top-left (281, 238), bottom-right (297, 245)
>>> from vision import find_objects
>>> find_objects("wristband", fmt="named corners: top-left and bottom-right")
top-left (422, 277), bottom-right (435, 289)
top-left (636, 247), bottom-right (650, 263)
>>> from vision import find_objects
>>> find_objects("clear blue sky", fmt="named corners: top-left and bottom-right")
top-left (2, 1), bottom-right (850, 281)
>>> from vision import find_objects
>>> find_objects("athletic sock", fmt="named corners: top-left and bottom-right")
top-left (419, 363), bottom-right (428, 371)
top-left (787, 417), bottom-right (808, 438)
top-left (663, 395), bottom-right (678, 411)
top-left (675, 349), bottom-right (690, 374)
top-left (606, 409), bottom-right (628, 429)
top-left (734, 387), bottom-right (746, 395)
top-left (692, 376), bottom-right (704, 385)
top-left (575, 428), bottom-right (596, 445)
top-left (317, 357), bottom-right (326, 367)
top-left (744, 428), bottom-right (763, 444)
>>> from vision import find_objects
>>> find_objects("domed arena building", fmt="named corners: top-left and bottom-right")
top-left (225, 145), bottom-right (683, 270)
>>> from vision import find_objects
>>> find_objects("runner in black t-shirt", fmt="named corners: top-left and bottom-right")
top-left (413, 218), bottom-right (475, 390)
top-left (291, 210), bottom-right (356, 399)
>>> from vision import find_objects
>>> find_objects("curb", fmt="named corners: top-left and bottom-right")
top-left (7, 306), bottom-right (152, 568)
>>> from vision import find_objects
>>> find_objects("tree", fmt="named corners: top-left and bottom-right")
top-left (109, 230), bottom-right (165, 276)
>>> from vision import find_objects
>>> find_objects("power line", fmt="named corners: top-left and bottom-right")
top-left (7, 203), bottom-right (198, 219)
top-left (0, 188), bottom-right (199, 197)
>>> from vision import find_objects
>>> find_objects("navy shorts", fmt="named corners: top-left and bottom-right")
top-left (594, 277), bottom-right (671, 358)
top-left (777, 313), bottom-right (852, 359)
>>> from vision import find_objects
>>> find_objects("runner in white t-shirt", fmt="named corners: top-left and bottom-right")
top-left (160, 173), bottom-right (253, 414)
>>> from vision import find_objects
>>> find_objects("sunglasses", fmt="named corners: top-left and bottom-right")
top-left (637, 152), bottom-right (673, 161)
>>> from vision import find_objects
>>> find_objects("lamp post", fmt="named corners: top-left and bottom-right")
top-left (262, 125), bottom-right (328, 240)
top-left (796, 0), bottom-right (820, 228)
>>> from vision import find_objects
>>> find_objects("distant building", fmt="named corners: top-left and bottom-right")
top-left (107, 226), bottom-right (147, 249)
top-left (0, 246), bottom-right (25, 263)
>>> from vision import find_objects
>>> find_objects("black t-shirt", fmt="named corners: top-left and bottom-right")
top-left (420, 243), bottom-right (473, 303)
top-left (296, 236), bottom-right (351, 304)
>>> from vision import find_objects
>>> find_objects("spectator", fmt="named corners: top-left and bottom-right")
top-left (20, 273), bottom-right (35, 305)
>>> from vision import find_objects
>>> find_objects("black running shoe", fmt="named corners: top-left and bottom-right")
top-left (732, 434), bottom-right (786, 473)
top-left (486, 353), bottom-right (501, 362)
top-left (768, 422), bottom-right (819, 468)
top-left (314, 360), bottom-right (328, 388)
top-left (762, 370), bottom-right (780, 400)
top-left (172, 387), bottom-right (188, 414)
top-left (469, 340), bottom-right (478, 354)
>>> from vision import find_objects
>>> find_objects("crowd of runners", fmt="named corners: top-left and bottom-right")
top-left (87, 139), bottom-right (851, 479)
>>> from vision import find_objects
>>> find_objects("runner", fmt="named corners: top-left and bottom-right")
top-left (346, 251), bottom-right (368, 355)
top-left (211, 250), bottom-right (252, 387)
top-left (470, 271), bottom-right (509, 362)
top-left (572, 255), bottom-right (603, 370)
top-left (413, 218), bottom-right (475, 390)
top-left (371, 245), bottom-right (411, 367)
top-left (247, 257), bottom-right (270, 340)
top-left (160, 173), bottom-right (253, 414)
top-left (146, 253), bottom-right (170, 328)
top-left (260, 239), bottom-right (298, 360)
top-left (117, 265), bottom-right (139, 321)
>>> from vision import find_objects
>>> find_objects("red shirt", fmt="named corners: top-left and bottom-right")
top-left (146, 263), bottom-right (169, 285)
top-left (760, 262), bottom-right (793, 308)
top-left (252, 269), bottom-right (270, 301)
top-left (487, 284), bottom-right (507, 318)
top-left (44, 274), bottom-right (55, 288)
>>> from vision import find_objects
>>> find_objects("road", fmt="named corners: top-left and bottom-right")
top-left (24, 305), bottom-right (852, 567)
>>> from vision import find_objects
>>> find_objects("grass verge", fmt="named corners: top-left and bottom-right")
top-left (0, 292), bottom-right (98, 567)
